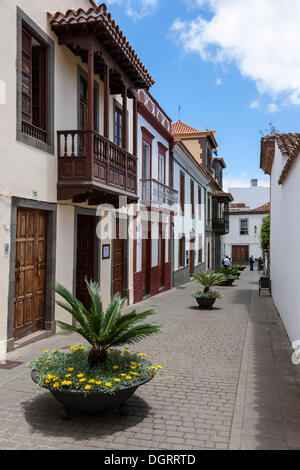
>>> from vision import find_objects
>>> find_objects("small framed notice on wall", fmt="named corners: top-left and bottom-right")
top-left (102, 244), bottom-right (110, 260)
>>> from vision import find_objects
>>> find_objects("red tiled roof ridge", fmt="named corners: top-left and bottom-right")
top-left (172, 120), bottom-right (215, 136)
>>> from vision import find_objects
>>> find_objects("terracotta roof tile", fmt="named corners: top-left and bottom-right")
top-left (213, 190), bottom-right (234, 202)
top-left (48, 3), bottom-right (154, 88)
top-left (261, 133), bottom-right (300, 184)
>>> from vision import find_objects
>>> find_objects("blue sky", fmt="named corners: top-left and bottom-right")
top-left (103, 0), bottom-right (300, 189)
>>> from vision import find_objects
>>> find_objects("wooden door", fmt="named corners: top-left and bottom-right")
top-left (13, 208), bottom-right (47, 340)
top-left (142, 238), bottom-right (150, 296)
top-left (158, 228), bottom-right (165, 288)
top-left (76, 215), bottom-right (95, 308)
top-left (232, 245), bottom-right (249, 263)
top-left (113, 218), bottom-right (124, 296)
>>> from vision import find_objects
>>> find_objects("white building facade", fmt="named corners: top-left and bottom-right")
top-left (228, 179), bottom-right (269, 209)
top-left (223, 204), bottom-right (270, 263)
top-left (172, 141), bottom-right (209, 286)
top-left (261, 133), bottom-right (300, 344)
top-left (0, 0), bottom-right (155, 352)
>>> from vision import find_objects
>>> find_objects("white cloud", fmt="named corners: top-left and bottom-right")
top-left (267, 103), bottom-right (279, 113)
top-left (215, 78), bottom-right (222, 86)
top-left (249, 100), bottom-right (260, 109)
top-left (171, 0), bottom-right (300, 107)
top-left (223, 172), bottom-right (269, 192)
top-left (106, 0), bottom-right (158, 19)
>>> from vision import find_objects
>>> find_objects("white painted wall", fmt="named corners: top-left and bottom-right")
top-left (223, 212), bottom-right (267, 260)
top-left (269, 143), bottom-right (300, 344)
top-left (172, 144), bottom-right (207, 272)
top-left (228, 185), bottom-right (270, 209)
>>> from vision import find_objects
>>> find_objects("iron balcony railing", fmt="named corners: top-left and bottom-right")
top-left (140, 178), bottom-right (178, 207)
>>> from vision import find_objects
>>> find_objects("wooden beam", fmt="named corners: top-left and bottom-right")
top-left (104, 64), bottom-right (110, 139)
top-left (133, 94), bottom-right (137, 156)
top-left (87, 49), bottom-right (94, 131)
top-left (122, 85), bottom-right (128, 151)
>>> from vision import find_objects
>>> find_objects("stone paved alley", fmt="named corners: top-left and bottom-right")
top-left (1, 270), bottom-right (300, 450)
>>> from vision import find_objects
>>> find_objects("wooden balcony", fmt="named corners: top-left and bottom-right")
top-left (212, 216), bottom-right (230, 235)
top-left (57, 130), bottom-right (138, 204)
top-left (140, 178), bottom-right (178, 207)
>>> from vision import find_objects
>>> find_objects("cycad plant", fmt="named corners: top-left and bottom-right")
top-left (53, 280), bottom-right (161, 367)
top-left (216, 266), bottom-right (240, 277)
top-left (192, 272), bottom-right (227, 296)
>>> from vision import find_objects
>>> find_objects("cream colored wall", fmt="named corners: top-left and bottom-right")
top-left (180, 139), bottom-right (203, 165)
top-left (0, 0), bottom-right (135, 345)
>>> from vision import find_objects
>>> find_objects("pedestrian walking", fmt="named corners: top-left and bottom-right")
top-left (257, 257), bottom-right (263, 272)
top-left (249, 255), bottom-right (255, 271)
top-left (223, 256), bottom-right (230, 267)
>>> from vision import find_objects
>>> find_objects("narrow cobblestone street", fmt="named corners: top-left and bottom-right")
top-left (1, 270), bottom-right (300, 450)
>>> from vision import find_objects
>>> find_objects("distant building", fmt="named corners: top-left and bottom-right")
top-left (223, 203), bottom-right (270, 263)
top-left (228, 179), bottom-right (270, 209)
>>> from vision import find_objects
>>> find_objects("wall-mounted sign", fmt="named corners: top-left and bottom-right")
top-left (102, 244), bottom-right (110, 260)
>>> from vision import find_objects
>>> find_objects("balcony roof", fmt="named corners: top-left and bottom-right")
top-left (48, 3), bottom-right (154, 91)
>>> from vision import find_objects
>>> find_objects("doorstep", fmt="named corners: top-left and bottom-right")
top-left (12, 328), bottom-right (56, 352)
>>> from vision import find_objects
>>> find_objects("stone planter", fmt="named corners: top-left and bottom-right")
top-left (195, 296), bottom-right (217, 309)
top-left (31, 369), bottom-right (152, 420)
top-left (223, 278), bottom-right (236, 286)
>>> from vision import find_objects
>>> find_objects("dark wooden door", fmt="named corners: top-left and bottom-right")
top-left (142, 238), bottom-right (150, 296)
top-left (113, 218), bottom-right (124, 296)
top-left (232, 245), bottom-right (249, 263)
top-left (76, 215), bottom-right (95, 308)
top-left (159, 227), bottom-right (165, 288)
top-left (13, 208), bottom-right (47, 340)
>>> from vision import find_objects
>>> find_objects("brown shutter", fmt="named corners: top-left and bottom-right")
top-left (191, 180), bottom-right (194, 218)
top-left (180, 173), bottom-right (185, 214)
top-left (22, 28), bottom-right (32, 123)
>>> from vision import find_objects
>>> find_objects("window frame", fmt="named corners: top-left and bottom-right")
top-left (240, 218), bottom-right (249, 235)
top-left (180, 171), bottom-right (185, 215)
top-left (16, 7), bottom-right (54, 154)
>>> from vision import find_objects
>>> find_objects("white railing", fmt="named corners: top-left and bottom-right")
top-left (140, 179), bottom-right (178, 207)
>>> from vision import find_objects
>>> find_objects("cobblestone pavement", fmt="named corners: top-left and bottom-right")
top-left (1, 270), bottom-right (300, 450)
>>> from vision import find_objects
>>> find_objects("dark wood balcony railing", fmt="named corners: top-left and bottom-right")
top-left (22, 121), bottom-right (48, 143)
top-left (212, 216), bottom-right (230, 234)
top-left (57, 130), bottom-right (137, 196)
top-left (140, 178), bottom-right (178, 207)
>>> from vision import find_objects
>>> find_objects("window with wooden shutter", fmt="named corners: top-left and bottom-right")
top-left (180, 172), bottom-right (185, 215)
top-left (21, 25), bottom-right (48, 143)
top-left (198, 235), bottom-right (203, 264)
top-left (179, 236), bottom-right (185, 268)
top-left (198, 186), bottom-right (202, 219)
top-left (191, 180), bottom-right (194, 218)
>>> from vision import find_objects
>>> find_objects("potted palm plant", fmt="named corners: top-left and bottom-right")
top-left (192, 272), bottom-right (226, 309)
top-left (216, 266), bottom-right (239, 286)
top-left (28, 280), bottom-right (162, 419)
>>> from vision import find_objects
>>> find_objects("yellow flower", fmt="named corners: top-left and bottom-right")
top-left (43, 350), bottom-right (49, 353)
top-left (51, 350), bottom-right (57, 353)
top-left (105, 383), bottom-right (112, 387)
top-left (130, 372), bottom-right (137, 376)
top-left (47, 374), bottom-right (53, 379)
top-left (88, 379), bottom-right (95, 383)
top-left (53, 377), bottom-right (59, 381)
top-left (85, 385), bottom-right (92, 390)
top-left (152, 366), bottom-right (158, 370)
top-left (61, 381), bottom-right (69, 386)
top-left (79, 378), bottom-right (86, 383)
top-left (66, 381), bottom-right (72, 386)
top-left (156, 366), bottom-right (162, 369)
top-left (138, 353), bottom-right (146, 357)
top-left (53, 382), bottom-right (59, 388)
top-left (120, 373), bottom-right (126, 377)
top-left (137, 363), bottom-right (141, 367)
top-left (113, 366), bottom-right (119, 370)
top-left (150, 372), bottom-right (156, 377)
top-left (45, 360), bottom-right (51, 363)
top-left (65, 374), bottom-right (71, 378)
top-left (131, 366), bottom-right (136, 369)
top-left (114, 378), bottom-right (120, 382)
top-left (126, 376), bottom-right (132, 380)
top-left (45, 380), bottom-right (50, 384)
top-left (68, 368), bottom-right (74, 372)
top-left (96, 381), bottom-right (102, 385)
top-left (77, 373), bottom-right (84, 378)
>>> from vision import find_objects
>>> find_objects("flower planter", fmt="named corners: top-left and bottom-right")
top-left (31, 369), bottom-right (152, 419)
top-left (195, 297), bottom-right (217, 309)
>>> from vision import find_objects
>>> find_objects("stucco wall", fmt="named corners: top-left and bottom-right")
top-left (269, 143), bottom-right (300, 344)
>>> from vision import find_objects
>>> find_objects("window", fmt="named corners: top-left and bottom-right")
top-left (142, 142), bottom-right (151, 179)
top-left (190, 180), bottom-right (195, 218)
top-left (22, 28), bottom-right (47, 142)
top-left (240, 219), bottom-right (249, 235)
top-left (114, 106), bottom-right (123, 147)
top-left (207, 193), bottom-right (211, 223)
top-left (17, 8), bottom-right (54, 153)
top-left (198, 186), bottom-right (202, 219)
top-left (158, 153), bottom-right (165, 184)
top-left (198, 236), bottom-right (203, 264)
top-left (179, 237), bottom-right (185, 267)
top-left (180, 172), bottom-right (185, 215)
